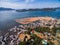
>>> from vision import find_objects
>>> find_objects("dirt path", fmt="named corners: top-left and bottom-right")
top-left (33, 31), bottom-right (59, 45)
top-left (33, 31), bottom-right (44, 39)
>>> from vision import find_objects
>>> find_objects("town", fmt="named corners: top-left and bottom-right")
top-left (0, 17), bottom-right (60, 45)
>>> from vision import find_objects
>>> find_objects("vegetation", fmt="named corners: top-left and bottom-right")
top-left (16, 8), bottom-right (56, 12)
top-left (18, 33), bottom-right (42, 45)
top-left (52, 26), bottom-right (60, 36)
top-left (34, 26), bottom-right (50, 32)
top-left (18, 26), bottom-right (60, 45)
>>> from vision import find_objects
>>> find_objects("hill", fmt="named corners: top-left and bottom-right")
top-left (0, 7), bottom-right (14, 11)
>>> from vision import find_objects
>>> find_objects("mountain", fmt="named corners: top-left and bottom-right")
top-left (0, 7), bottom-right (14, 11)
top-left (55, 7), bottom-right (60, 9)
top-left (16, 7), bottom-right (60, 12)
top-left (16, 8), bottom-right (56, 12)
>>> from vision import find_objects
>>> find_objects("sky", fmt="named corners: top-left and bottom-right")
top-left (0, 0), bottom-right (60, 9)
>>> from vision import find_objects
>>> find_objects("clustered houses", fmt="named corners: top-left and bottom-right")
top-left (0, 25), bottom-right (28, 45)
top-left (0, 18), bottom-right (60, 45)
top-left (55, 19), bottom-right (60, 28)
top-left (21, 18), bottom-right (60, 29)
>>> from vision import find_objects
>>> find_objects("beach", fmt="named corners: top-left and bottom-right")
top-left (15, 17), bottom-right (55, 24)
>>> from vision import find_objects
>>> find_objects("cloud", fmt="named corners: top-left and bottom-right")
top-left (0, 2), bottom-right (27, 9)
top-left (0, 0), bottom-right (11, 2)
top-left (0, 0), bottom-right (60, 9)
top-left (25, 0), bottom-right (34, 3)
top-left (25, 0), bottom-right (29, 3)
top-left (0, 0), bottom-right (24, 3)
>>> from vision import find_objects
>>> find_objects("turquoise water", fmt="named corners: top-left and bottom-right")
top-left (0, 10), bottom-right (60, 30)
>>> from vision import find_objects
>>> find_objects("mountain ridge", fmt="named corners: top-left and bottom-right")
top-left (0, 7), bottom-right (14, 11)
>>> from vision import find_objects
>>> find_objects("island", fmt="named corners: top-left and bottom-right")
top-left (0, 7), bottom-right (14, 11)
top-left (16, 8), bottom-right (56, 12)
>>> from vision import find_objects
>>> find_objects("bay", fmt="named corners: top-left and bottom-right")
top-left (0, 10), bottom-right (60, 31)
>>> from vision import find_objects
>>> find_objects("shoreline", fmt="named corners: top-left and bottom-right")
top-left (15, 17), bottom-right (58, 24)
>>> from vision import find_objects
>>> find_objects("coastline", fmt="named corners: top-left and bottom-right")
top-left (0, 16), bottom-right (60, 45)
top-left (15, 17), bottom-right (57, 24)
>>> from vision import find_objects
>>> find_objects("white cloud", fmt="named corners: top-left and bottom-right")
top-left (0, 0), bottom-right (11, 2)
top-left (25, 0), bottom-right (29, 3)
top-left (25, 0), bottom-right (34, 3)
top-left (0, 0), bottom-right (60, 9)
top-left (0, 2), bottom-right (27, 9)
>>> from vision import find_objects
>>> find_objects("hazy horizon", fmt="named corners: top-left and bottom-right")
top-left (0, 0), bottom-right (60, 9)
